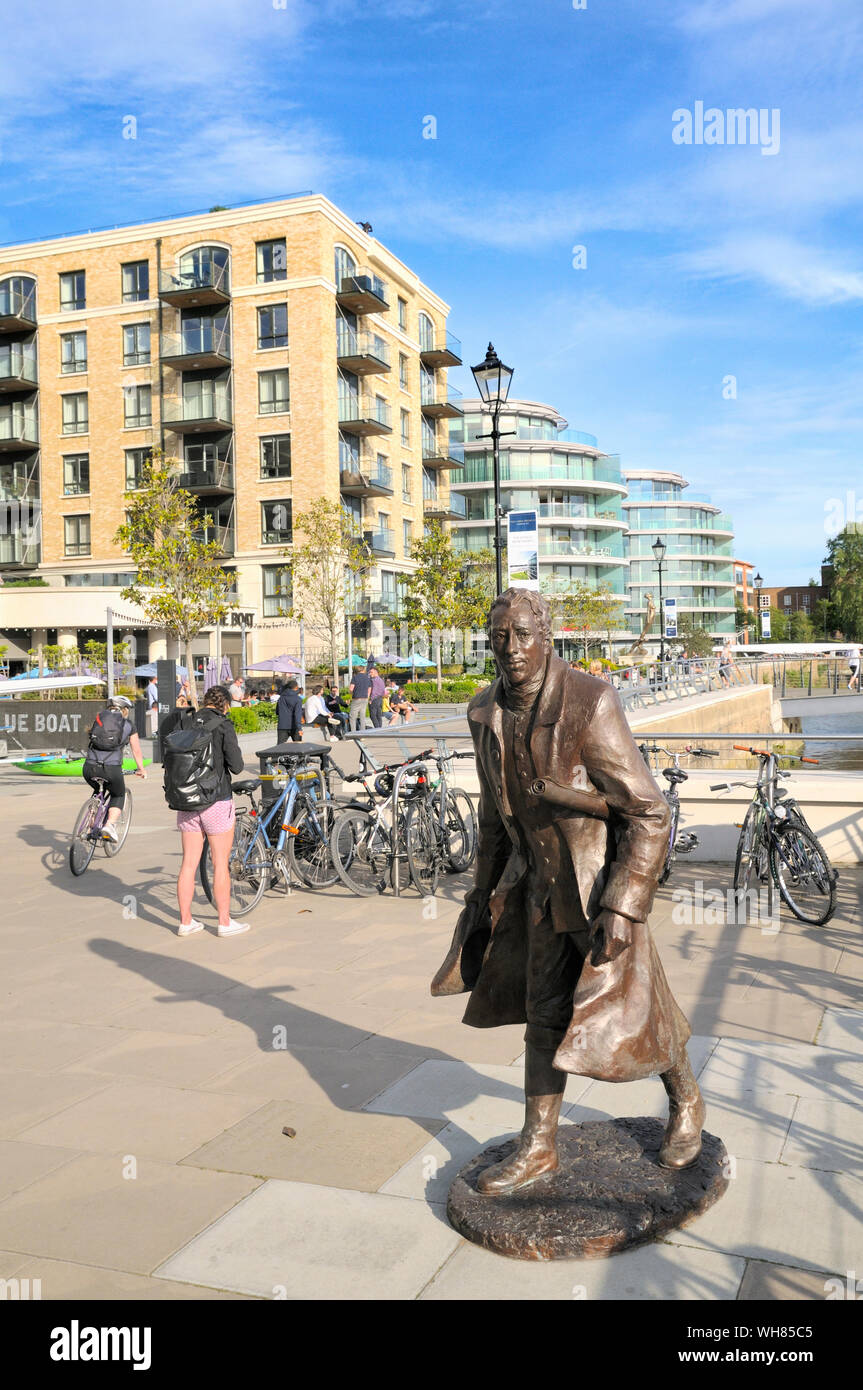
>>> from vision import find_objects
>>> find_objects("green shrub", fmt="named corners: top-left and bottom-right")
top-left (227, 707), bottom-right (261, 733)
top-left (253, 701), bottom-right (277, 726)
top-left (401, 680), bottom-right (479, 703)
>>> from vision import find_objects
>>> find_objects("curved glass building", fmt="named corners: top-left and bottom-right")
top-left (623, 469), bottom-right (736, 640)
top-left (449, 398), bottom-right (630, 651)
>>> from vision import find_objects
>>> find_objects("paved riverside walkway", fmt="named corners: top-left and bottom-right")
top-left (0, 762), bottom-right (861, 1301)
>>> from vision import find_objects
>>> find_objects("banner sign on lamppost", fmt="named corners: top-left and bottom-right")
top-left (506, 510), bottom-right (539, 592)
top-left (663, 596), bottom-right (678, 640)
top-left (761, 609), bottom-right (771, 640)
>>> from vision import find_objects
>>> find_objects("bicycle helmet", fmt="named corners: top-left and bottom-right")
top-left (108, 695), bottom-right (133, 710)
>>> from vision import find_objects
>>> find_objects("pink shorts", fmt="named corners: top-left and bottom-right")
top-left (176, 799), bottom-right (236, 836)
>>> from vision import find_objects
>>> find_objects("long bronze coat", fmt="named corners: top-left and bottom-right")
top-left (431, 655), bottom-right (691, 1080)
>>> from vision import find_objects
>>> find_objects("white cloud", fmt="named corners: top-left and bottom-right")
top-left (676, 236), bottom-right (863, 305)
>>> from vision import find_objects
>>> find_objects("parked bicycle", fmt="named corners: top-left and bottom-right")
top-left (199, 746), bottom-right (339, 914)
top-left (638, 743), bottom-right (718, 884)
top-left (712, 745), bottom-right (837, 925)
top-left (69, 776), bottom-right (133, 876)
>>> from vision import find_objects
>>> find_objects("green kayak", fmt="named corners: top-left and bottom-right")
top-left (13, 755), bottom-right (153, 776)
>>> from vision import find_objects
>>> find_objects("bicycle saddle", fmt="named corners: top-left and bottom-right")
top-left (662, 767), bottom-right (688, 784)
top-left (232, 777), bottom-right (262, 794)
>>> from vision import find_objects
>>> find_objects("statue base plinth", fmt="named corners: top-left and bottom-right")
top-left (446, 1117), bottom-right (728, 1261)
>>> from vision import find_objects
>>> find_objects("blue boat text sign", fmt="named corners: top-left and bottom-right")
top-left (507, 510), bottom-right (539, 592)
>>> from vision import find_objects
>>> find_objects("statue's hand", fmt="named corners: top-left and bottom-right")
top-left (589, 909), bottom-right (634, 966)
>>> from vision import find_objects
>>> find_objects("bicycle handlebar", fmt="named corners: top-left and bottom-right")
top-left (733, 744), bottom-right (819, 765)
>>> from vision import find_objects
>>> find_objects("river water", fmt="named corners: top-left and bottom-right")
top-left (801, 713), bottom-right (863, 770)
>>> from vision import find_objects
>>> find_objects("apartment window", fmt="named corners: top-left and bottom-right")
top-left (123, 322), bottom-right (151, 366)
top-left (124, 384), bottom-right (152, 429)
top-left (256, 239), bottom-right (287, 283)
top-left (403, 519), bottom-right (412, 554)
top-left (62, 392), bottom-right (88, 435)
top-left (260, 434), bottom-right (292, 479)
top-left (377, 511), bottom-right (390, 534)
top-left (263, 564), bottom-right (292, 617)
top-left (258, 369), bottom-right (290, 415)
top-left (125, 447), bottom-right (151, 490)
top-left (400, 408), bottom-right (410, 446)
top-left (342, 495), bottom-right (362, 535)
top-left (402, 463), bottom-right (412, 504)
top-left (64, 514), bottom-right (91, 557)
top-left (257, 303), bottom-right (288, 350)
top-left (334, 246), bottom-right (357, 285)
top-left (262, 499), bottom-right (292, 544)
top-left (60, 331), bottom-right (87, 375)
top-left (63, 453), bottom-right (90, 496)
top-left (381, 571), bottom-right (397, 610)
top-left (60, 271), bottom-right (86, 312)
top-left (783, 595), bottom-right (792, 608)
top-left (398, 297), bottom-right (407, 331)
top-left (418, 312), bottom-right (434, 352)
top-left (121, 261), bottom-right (149, 303)
top-left (399, 353), bottom-right (409, 391)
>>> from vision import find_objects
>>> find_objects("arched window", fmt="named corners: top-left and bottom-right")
top-left (0, 275), bottom-right (37, 322)
top-left (334, 246), bottom-right (357, 286)
top-left (178, 246), bottom-right (230, 292)
top-left (418, 312), bottom-right (434, 352)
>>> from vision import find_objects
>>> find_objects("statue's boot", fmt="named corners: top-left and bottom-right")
top-left (477, 1044), bottom-right (565, 1195)
top-left (658, 1053), bottom-right (705, 1169)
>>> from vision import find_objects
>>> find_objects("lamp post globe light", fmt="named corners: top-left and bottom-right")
top-left (652, 535), bottom-right (667, 663)
top-left (754, 570), bottom-right (763, 642)
top-left (471, 343), bottom-right (514, 596)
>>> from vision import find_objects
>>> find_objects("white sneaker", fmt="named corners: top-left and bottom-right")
top-left (217, 919), bottom-right (250, 937)
top-left (178, 918), bottom-right (206, 936)
top-left (101, 824), bottom-right (119, 843)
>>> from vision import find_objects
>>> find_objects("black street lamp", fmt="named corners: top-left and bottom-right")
top-left (753, 570), bottom-right (763, 642)
top-left (652, 535), bottom-right (667, 662)
top-left (471, 343), bottom-right (514, 596)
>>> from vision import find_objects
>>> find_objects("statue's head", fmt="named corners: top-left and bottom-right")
top-left (488, 588), bottom-right (552, 690)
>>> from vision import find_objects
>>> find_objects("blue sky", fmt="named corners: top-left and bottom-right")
top-left (3, 0), bottom-right (863, 584)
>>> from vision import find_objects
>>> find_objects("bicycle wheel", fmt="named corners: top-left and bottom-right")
top-left (287, 800), bottom-right (340, 889)
top-left (733, 802), bottom-right (764, 893)
top-left (435, 787), bottom-right (476, 872)
top-left (330, 809), bottom-right (392, 896)
top-left (103, 789), bottom-right (133, 858)
top-left (770, 821), bottom-right (837, 925)
top-left (200, 812), bottom-right (270, 915)
top-left (69, 797), bottom-right (99, 876)
top-left (404, 798), bottom-right (441, 896)
top-left (659, 799), bottom-right (678, 885)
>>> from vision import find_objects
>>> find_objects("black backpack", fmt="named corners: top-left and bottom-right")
top-left (89, 709), bottom-right (127, 753)
top-left (162, 709), bottom-right (224, 812)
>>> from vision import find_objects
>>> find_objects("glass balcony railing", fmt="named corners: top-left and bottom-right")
top-left (460, 454), bottom-right (623, 487)
top-left (336, 270), bottom-right (388, 315)
top-left (364, 527), bottom-right (395, 555)
top-left (338, 396), bottom-right (392, 433)
top-left (0, 282), bottom-right (37, 332)
top-left (423, 491), bottom-right (467, 518)
top-left (192, 522), bottom-right (234, 553)
top-left (162, 388), bottom-right (232, 429)
top-left (339, 459), bottom-right (393, 494)
top-left (420, 381), bottom-right (463, 417)
top-left (422, 439), bottom-right (464, 469)
top-left (161, 323), bottom-right (232, 365)
top-left (0, 345), bottom-right (38, 390)
top-left (336, 326), bottom-right (391, 371)
top-left (540, 538), bottom-right (626, 559)
top-left (0, 406), bottom-right (39, 449)
top-left (158, 260), bottom-right (231, 304)
top-left (419, 330), bottom-right (462, 367)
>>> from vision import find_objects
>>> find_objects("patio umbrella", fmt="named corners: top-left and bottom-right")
top-left (203, 657), bottom-right (218, 693)
top-left (394, 653), bottom-right (434, 668)
top-left (132, 663), bottom-right (189, 678)
top-left (338, 654), bottom-right (368, 669)
top-left (244, 654), bottom-right (303, 674)
top-left (220, 656), bottom-right (233, 684)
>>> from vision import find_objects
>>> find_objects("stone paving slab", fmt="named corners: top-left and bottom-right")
top-left (420, 1238), bottom-right (746, 1301)
top-left (780, 1096), bottom-right (863, 1174)
top-left (155, 1180), bottom-right (461, 1300)
top-left (0, 1140), bottom-right (81, 1204)
top-left (4, 1256), bottom-right (257, 1300)
top-left (698, 1038), bottom-right (863, 1103)
top-left (203, 1043), bottom-right (425, 1110)
top-left (817, 1007), bottom-right (863, 1054)
top-left (737, 1259), bottom-right (847, 1301)
top-left (365, 1059), bottom-right (593, 1129)
top-left (0, 1154), bottom-right (259, 1274)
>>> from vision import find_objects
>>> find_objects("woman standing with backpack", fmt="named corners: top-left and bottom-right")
top-left (160, 685), bottom-right (249, 938)
top-left (83, 694), bottom-right (147, 842)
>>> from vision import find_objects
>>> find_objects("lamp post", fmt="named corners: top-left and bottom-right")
top-left (652, 535), bottom-right (667, 664)
top-left (471, 343), bottom-right (514, 596)
top-left (753, 571), bottom-right (763, 642)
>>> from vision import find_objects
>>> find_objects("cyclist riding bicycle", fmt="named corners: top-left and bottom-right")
top-left (82, 694), bottom-right (147, 842)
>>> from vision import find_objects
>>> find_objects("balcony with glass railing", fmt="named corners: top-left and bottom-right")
top-left (336, 270), bottom-right (388, 316)
top-left (420, 381), bottom-right (463, 419)
top-left (540, 537), bottom-right (626, 562)
top-left (625, 509), bottom-right (734, 533)
top-left (0, 531), bottom-right (40, 567)
top-left (0, 462), bottom-right (38, 504)
top-left (419, 329), bottom-right (462, 369)
top-left (158, 258), bottom-right (231, 308)
top-left (336, 325), bottom-right (391, 375)
top-left (338, 395), bottom-right (392, 436)
top-left (0, 344), bottom-right (38, 394)
top-left (422, 438), bottom-right (464, 472)
top-left (0, 402), bottom-right (39, 453)
top-left (340, 452), bottom-right (393, 498)
top-left (162, 385), bottom-right (233, 433)
top-left (161, 322), bottom-right (232, 371)
top-left (363, 527), bottom-right (396, 557)
top-left (628, 538), bottom-right (734, 559)
top-left (0, 281), bottom-right (37, 334)
top-left (178, 451), bottom-right (235, 494)
top-left (191, 520), bottom-right (234, 554)
top-left (423, 491), bottom-right (467, 520)
top-left (459, 453), bottom-right (625, 489)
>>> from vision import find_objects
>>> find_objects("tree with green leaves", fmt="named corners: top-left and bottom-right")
top-left (288, 497), bottom-right (372, 691)
top-left (813, 596), bottom-right (832, 641)
top-left (115, 451), bottom-right (235, 706)
top-left (676, 614), bottom-right (714, 658)
top-left (789, 610), bottom-right (815, 643)
top-left (543, 578), bottom-right (622, 661)
top-left (399, 521), bottom-right (471, 690)
top-left (825, 527), bottom-right (863, 641)
top-left (735, 601), bottom-right (756, 642)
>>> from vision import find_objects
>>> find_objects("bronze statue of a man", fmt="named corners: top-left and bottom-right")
top-left (432, 588), bottom-right (705, 1195)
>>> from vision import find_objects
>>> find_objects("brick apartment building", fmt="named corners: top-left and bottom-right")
top-left (0, 194), bottom-right (461, 673)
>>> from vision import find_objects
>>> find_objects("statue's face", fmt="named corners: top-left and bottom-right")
top-left (490, 600), bottom-right (547, 689)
